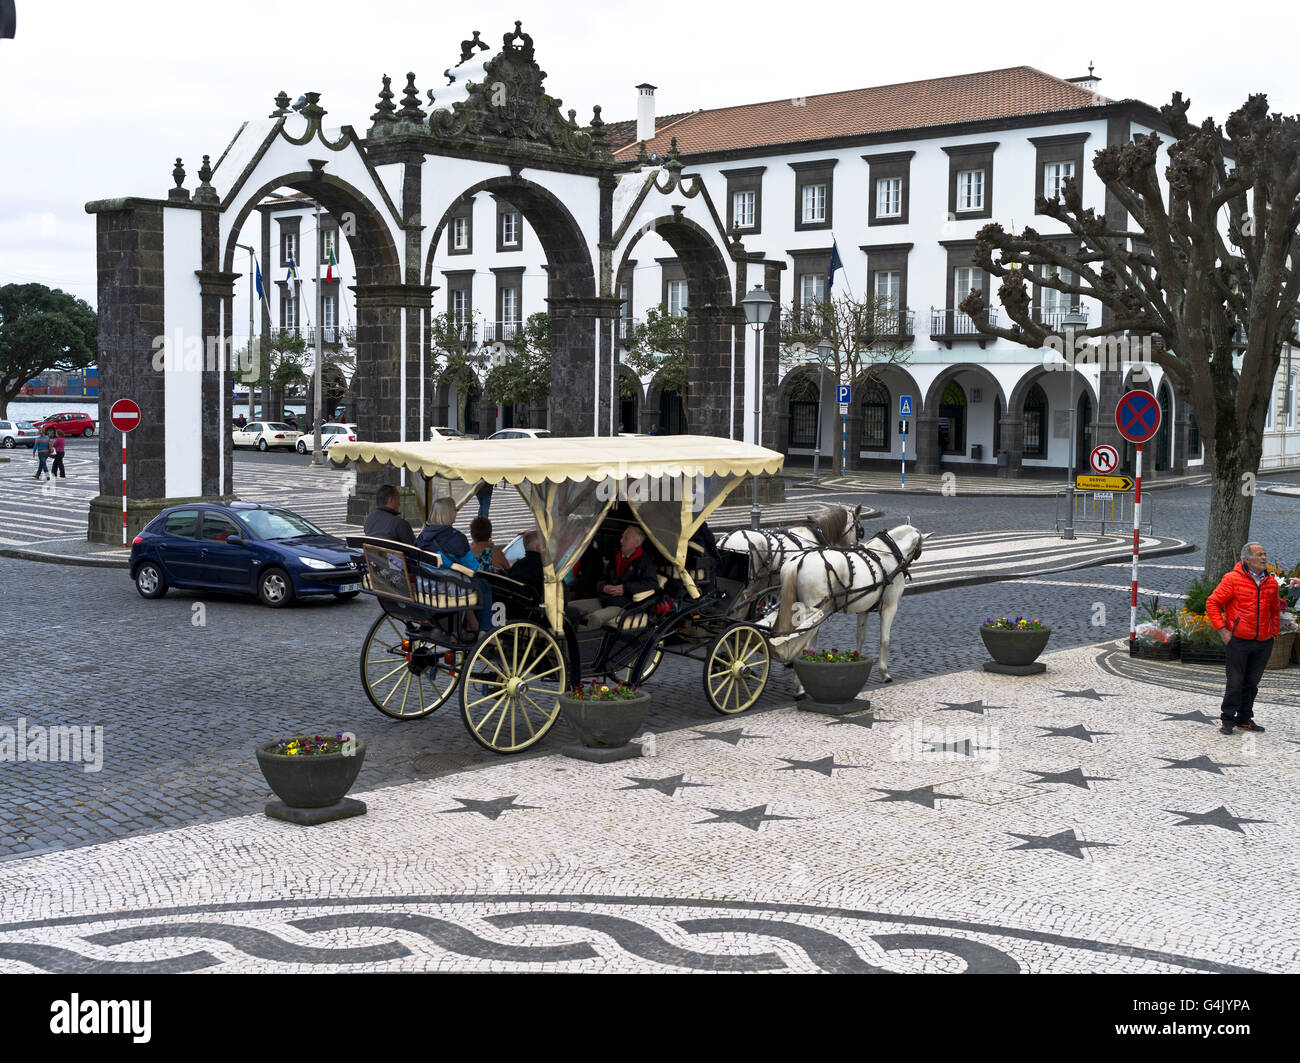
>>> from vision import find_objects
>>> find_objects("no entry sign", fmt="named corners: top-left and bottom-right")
top-left (1089, 444), bottom-right (1120, 474)
top-left (1115, 390), bottom-right (1161, 444)
top-left (109, 399), bottom-right (141, 433)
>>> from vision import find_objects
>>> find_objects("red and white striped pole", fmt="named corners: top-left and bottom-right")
top-left (1129, 443), bottom-right (1143, 642)
top-left (121, 432), bottom-right (128, 547)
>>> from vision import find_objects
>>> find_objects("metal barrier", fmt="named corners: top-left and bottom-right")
top-left (1054, 490), bottom-right (1154, 536)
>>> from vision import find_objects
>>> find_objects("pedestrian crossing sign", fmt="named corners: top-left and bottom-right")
top-left (899, 395), bottom-right (913, 416)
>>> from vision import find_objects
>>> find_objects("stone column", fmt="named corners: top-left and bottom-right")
top-left (195, 268), bottom-right (240, 498)
top-left (915, 414), bottom-right (939, 474)
top-left (346, 284), bottom-right (407, 525)
top-left (548, 296), bottom-right (621, 436)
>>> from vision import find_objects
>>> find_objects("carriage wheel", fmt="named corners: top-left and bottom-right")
top-left (703, 622), bottom-right (770, 715)
top-left (748, 588), bottom-right (781, 622)
top-left (460, 621), bottom-right (566, 754)
top-left (619, 645), bottom-right (664, 686)
top-left (360, 614), bottom-right (463, 720)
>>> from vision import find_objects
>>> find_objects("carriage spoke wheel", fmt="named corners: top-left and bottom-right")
top-left (748, 588), bottom-right (781, 622)
top-left (360, 614), bottom-right (462, 720)
top-left (460, 621), bottom-right (565, 754)
top-left (619, 645), bottom-right (663, 686)
top-left (704, 622), bottom-right (770, 715)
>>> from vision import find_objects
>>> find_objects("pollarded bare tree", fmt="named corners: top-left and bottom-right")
top-left (960, 93), bottom-right (1300, 581)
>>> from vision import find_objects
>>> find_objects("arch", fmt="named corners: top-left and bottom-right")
top-left (1155, 379), bottom-right (1174, 470)
top-left (859, 378), bottom-right (891, 452)
top-left (424, 175), bottom-right (596, 299)
top-left (613, 213), bottom-right (734, 310)
top-left (922, 362), bottom-right (1007, 415)
top-left (645, 367), bottom-right (686, 435)
top-left (938, 379), bottom-right (967, 454)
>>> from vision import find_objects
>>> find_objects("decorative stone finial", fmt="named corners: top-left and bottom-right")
top-left (636, 140), bottom-right (650, 166)
top-left (168, 158), bottom-right (190, 201)
top-left (588, 104), bottom-right (610, 156)
top-left (370, 74), bottom-right (397, 126)
top-left (269, 91), bottom-right (292, 118)
top-left (663, 136), bottom-right (684, 172)
top-left (397, 73), bottom-right (426, 122)
top-left (567, 108), bottom-right (578, 128)
top-left (194, 154), bottom-right (219, 204)
top-left (459, 30), bottom-right (488, 64)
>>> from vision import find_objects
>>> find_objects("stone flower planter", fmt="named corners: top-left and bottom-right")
top-left (1265, 631), bottom-right (1295, 670)
top-left (560, 691), bottom-right (651, 762)
top-left (1179, 641), bottom-right (1227, 665)
top-left (980, 625), bottom-right (1051, 675)
top-left (256, 738), bottom-right (367, 825)
top-left (1133, 635), bottom-right (1181, 661)
top-left (792, 656), bottom-right (876, 715)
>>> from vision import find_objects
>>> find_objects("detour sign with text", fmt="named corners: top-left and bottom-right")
top-left (1076, 474), bottom-right (1135, 492)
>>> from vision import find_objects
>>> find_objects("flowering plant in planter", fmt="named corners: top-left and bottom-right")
top-left (983, 616), bottom-right (1044, 630)
top-left (799, 648), bottom-right (864, 663)
top-left (268, 733), bottom-right (357, 756)
top-left (1135, 596), bottom-right (1179, 647)
top-left (1177, 609), bottom-right (1222, 647)
top-left (567, 680), bottom-right (641, 701)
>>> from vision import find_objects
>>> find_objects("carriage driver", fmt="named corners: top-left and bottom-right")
top-left (568, 524), bottom-right (658, 629)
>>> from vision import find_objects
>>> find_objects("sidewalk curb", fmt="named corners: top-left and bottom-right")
top-left (906, 539), bottom-right (1198, 595)
top-left (712, 504), bottom-right (885, 531)
top-left (822, 479), bottom-right (1206, 498)
top-left (0, 546), bottom-right (129, 569)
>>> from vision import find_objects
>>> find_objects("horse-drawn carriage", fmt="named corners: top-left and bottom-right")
top-left (327, 435), bottom-right (789, 754)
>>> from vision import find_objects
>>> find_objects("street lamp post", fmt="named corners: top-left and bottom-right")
top-left (811, 338), bottom-right (831, 484)
top-left (1061, 308), bottom-right (1089, 540)
top-left (741, 284), bottom-right (776, 530)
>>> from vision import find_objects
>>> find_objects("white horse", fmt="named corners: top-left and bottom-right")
top-left (771, 524), bottom-right (927, 690)
top-left (715, 503), bottom-right (867, 579)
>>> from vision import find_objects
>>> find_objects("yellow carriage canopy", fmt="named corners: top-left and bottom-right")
top-left (328, 435), bottom-right (785, 630)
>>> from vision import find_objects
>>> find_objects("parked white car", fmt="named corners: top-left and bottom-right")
top-left (0, 419), bottom-right (38, 448)
top-left (487, 428), bottom-right (552, 440)
top-left (232, 421), bottom-right (302, 451)
top-left (428, 426), bottom-right (471, 441)
top-left (296, 423), bottom-right (358, 454)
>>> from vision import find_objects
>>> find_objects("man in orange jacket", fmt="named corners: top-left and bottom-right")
top-left (1206, 542), bottom-right (1299, 734)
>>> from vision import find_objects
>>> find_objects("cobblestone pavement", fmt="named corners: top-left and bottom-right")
top-left (0, 642), bottom-right (1294, 973)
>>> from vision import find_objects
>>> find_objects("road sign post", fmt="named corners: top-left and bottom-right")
top-left (899, 395), bottom-right (913, 488)
top-left (110, 399), bottom-right (141, 547)
top-left (1115, 390), bottom-right (1162, 650)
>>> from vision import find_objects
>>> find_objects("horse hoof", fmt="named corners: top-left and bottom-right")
top-left (882, 676), bottom-right (893, 683)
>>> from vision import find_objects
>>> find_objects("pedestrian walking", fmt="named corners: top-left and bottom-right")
top-left (50, 430), bottom-right (66, 478)
top-left (32, 429), bottom-right (51, 480)
top-left (1206, 541), bottom-right (1300, 734)
top-left (476, 481), bottom-right (493, 518)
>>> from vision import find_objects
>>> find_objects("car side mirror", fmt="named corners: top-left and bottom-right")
top-left (225, 535), bottom-right (245, 546)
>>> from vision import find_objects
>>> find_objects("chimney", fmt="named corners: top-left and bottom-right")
top-left (1066, 62), bottom-right (1102, 95)
top-left (636, 83), bottom-right (657, 145)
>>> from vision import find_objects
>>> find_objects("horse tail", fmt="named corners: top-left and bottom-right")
top-left (775, 558), bottom-right (799, 635)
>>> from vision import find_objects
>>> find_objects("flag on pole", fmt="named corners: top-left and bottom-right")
top-left (827, 239), bottom-right (844, 294)
top-left (326, 248), bottom-right (337, 284)
top-left (254, 257), bottom-right (264, 301)
top-left (286, 255), bottom-right (299, 282)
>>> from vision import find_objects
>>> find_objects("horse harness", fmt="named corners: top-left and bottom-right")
top-left (791, 528), bottom-right (916, 618)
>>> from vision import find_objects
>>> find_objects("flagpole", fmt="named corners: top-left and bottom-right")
top-left (312, 202), bottom-right (323, 466)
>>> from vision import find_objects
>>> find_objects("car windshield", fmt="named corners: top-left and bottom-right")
top-left (436, 428), bottom-right (466, 437)
top-left (16, 421), bottom-right (34, 429)
top-left (239, 508), bottom-right (325, 540)
top-left (266, 423), bottom-right (294, 432)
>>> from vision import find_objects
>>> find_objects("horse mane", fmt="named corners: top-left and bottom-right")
top-left (814, 505), bottom-right (849, 544)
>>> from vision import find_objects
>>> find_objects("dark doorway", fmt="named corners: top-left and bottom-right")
top-left (1023, 382), bottom-right (1048, 458)
top-left (993, 396), bottom-right (1002, 455)
top-left (861, 381), bottom-right (890, 451)
top-left (939, 380), bottom-right (966, 454)
top-left (788, 377), bottom-right (819, 448)
top-left (1076, 391), bottom-right (1093, 472)
top-left (620, 392), bottom-right (638, 433)
top-left (659, 390), bottom-right (686, 434)
top-left (464, 383), bottom-right (481, 436)
top-left (1155, 381), bottom-right (1173, 471)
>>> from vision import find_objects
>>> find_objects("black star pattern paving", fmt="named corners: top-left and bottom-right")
top-left (1165, 806), bottom-right (1271, 834)
top-left (439, 796), bottom-right (538, 821)
top-left (872, 785), bottom-right (966, 810)
top-left (1024, 767), bottom-right (1116, 790)
top-left (825, 711), bottom-right (896, 729)
top-left (618, 775), bottom-right (709, 798)
top-left (923, 740), bottom-right (984, 757)
top-left (1053, 688), bottom-right (1120, 701)
top-left (1157, 709), bottom-right (1220, 725)
top-left (696, 805), bottom-right (798, 831)
top-left (1157, 755), bottom-right (1244, 777)
top-left (690, 728), bottom-right (765, 746)
top-left (777, 756), bottom-right (863, 778)
top-left (1007, 829), bottom-right (1117, 860)
top-left (936, 700), bottom-right (1007, 715)
top-left (1036, 724), bottom-right (1116, 743)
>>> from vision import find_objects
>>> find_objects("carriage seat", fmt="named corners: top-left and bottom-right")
top-left (603, 589), bottom-right (655, 632)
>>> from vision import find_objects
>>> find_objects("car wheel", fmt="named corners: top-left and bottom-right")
top-left (257, 439), bottom-right (268, 452)
top-left (257, 567), bottom-right (294, 607)
top-left (335, 590), bottom-right (360, 601)
top-left (296, 440), bottom-right (307, 454)
top-left (84, 427), bottom-right (94, 436)
top-left (2, 438), bottom-right (13, 449)
top-left (135, 561), bottom-right (167, 599)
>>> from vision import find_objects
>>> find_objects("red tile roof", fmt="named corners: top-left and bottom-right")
top-left (608, 66), bottom-right (1110, 160)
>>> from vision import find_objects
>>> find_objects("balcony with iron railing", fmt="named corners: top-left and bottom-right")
top-left (929, 307), bottom-right (998, 349)
top-left (481, 320), bottom-right (523, 344)
top-left (1033, 307), bottom-right (1090, 331)
top-left (270, 326), bottom-right (343, 346)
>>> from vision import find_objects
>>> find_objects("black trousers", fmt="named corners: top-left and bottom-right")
top-left (1220, 636), bottom-right (1273, 723)
top-left (51, 453), bottom-right (65, 477)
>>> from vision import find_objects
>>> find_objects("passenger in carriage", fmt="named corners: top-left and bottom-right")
top-left (415, 497), bottom-right (486, 632)
top-left (568, 524), bottom-right (658, 629)
top-left (508, 529), bottom-right (546, 601)
top-left (363, 484), bottom-right (415, 545)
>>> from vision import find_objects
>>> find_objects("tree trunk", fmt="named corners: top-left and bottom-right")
top-left (1203, 436), bottom-right (1261, 582)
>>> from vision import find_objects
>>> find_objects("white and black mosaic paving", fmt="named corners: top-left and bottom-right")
top-left (0, 643), bottom-right (1295, 974)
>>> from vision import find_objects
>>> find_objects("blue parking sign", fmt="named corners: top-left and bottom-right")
top-left (899, 395), bottom-right (913, 416)
top-left (836, 384), bottom-right (851, 404)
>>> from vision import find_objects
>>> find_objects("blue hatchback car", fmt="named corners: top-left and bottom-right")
top-left (130, 502), bottom-right (362, 607)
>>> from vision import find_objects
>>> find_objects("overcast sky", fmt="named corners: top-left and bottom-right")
top-left (2, 0), bottom-right (1296, 308)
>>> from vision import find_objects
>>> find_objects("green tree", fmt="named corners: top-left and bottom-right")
top-left (623, 307), bottom-right (688, 425)
top-left (959, 92), bottom-right (1300, 580)
top-left (430, 310), bottom-right (489, 429)
top-left (0, 283), bottom-right (97, 416)
top-left (484, 312), bottom-right (550, 426)
top-left (780, 292), bottom-right (914, 472)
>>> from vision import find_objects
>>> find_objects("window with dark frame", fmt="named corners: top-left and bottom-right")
top-left (861, 382), bottom-right (890, 451)
top-left (788, 377), bottom-right (820, 448)
top-left (1030, 133), bottom-right (1089, 213)
top-left (1023, 383), bottom-right (1048, 458)
top-left (942, 143), bottom-right (997, 222)
top-left (722, 166), bottom-right (765, 235)
top-left (790, 160), bottom-right (835, 232)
